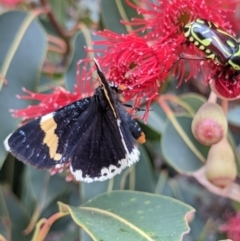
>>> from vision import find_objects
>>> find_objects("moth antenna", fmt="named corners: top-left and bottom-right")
top-left (93, 58), bottom-right (102, 73)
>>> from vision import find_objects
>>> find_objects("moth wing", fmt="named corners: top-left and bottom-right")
top-left (4, 97), bottom-right (92, 168)
top-left (70, 106), bottom-right (140, 183)
top-left (117, 104), bottom-right (145, 144)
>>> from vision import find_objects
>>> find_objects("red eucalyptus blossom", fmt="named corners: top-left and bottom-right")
top-left (90, 31), bottom-right (177, 119)
top-left (220, 213), bottom-right (240, 240)
top-left (0, 0), bottom-right (24, 7)
top-left (123, 0), bottom-right (233, 39)
top-left (224, 1), bottom-right (240, 35)
top-left (209, 65), bottom-right (240, 99)
top-left (12, 86), bottom-right (84, 121)
top-left (121, 0), bottom-right (240, 99)
top-left (10, 0), bottom-right (240, 124)
top-left (12, 63), bottom-right (94, 122)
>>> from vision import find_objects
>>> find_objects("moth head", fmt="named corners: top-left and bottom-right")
top-left (93, 58), bottom-right (129, 94)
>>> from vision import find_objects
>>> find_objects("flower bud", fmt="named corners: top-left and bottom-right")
top-left (205, 138), bottom-right (237, 188)
top-left (191, 102), bottom-right (227, 146)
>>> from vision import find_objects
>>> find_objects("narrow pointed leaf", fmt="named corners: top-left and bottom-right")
top-left (161, 115), bottom-right (209, 173)
top-left (0, 187), bottom-right (10, 241)
top-left (145, 103), bottom-right (166, 135)
top-left (1, 186), bottom-right (31, 241)
top-left (0, 10), bottom-right (47, 168)
top-left (179, 93), bottom-right (206, 113)
top-left (100, 0), bottom-right (143, 33)
top-left (134, 145), bottom-right (156, 192)
top-left (20, 167), bottom-right (70, 233)
top-left (65, 29), bottom-right (102, 92)
top-left (228, 106), bottom-right (240, 127)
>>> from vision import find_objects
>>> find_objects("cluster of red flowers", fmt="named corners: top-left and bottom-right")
top-left (91, 0), bottom-right (240, 114)
top-left (13, 0), bottom-right (240, 122)
top-left (90, 0), bottom-right (240, 119)
top-left (220, 213), bottom-right (240, 240)
top-left (0, 0), bottom-right (24, 7)
top-left (12, 62), bottom-right (94, 121)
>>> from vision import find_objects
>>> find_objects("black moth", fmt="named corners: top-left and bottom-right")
top-left (4, 59), bottom-right (145, 183)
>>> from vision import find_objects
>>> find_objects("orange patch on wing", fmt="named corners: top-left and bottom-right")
top-left (40, 114), bottom-right (62, 161)
top-left (137, 132), bottom-right (146, 144)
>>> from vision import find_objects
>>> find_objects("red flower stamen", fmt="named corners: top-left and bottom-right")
top-left (11, 61), bottom-right (94, 122)
top-left (89, 31), bottom-right (177, 120)
top-left (220, 213), bottom-right (240, 240)
top-left (123, 0), bottom-right (234, 39)
top-left (0, 0), bottom-right (24, 7)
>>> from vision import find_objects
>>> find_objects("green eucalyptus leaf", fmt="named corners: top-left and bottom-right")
top-left (80, 166), bottom-right (136, 203)
top-left (20, 167), bottom-right (70, 235)
top-left (21, 167), bottom-right (69, 213)
top-left (179, 93), bottom-right (206, 113)
top-left (147, 102), bottom-right (167, 135)
top-left (139, 121), bottom-right (161, 141)
top-left (65, 29), bottom-right (102, 92)
top-left (58, 223), bottom-right (80, 241)
top-left (228, 106), bottom-right (240, 127)
top-left (134, 145), bottom-right (155, 192)
top-left (59, 191), bottom-right (194, 241)
top-left (0, 10), bottom-right (47, 168)
top-left (65, 31), bottom-right (87, 91)
top-left (161, 115), bottom-right (209, 173)
top-left (0, 187), bottom-right (10, 241)
top-left (1, 186), bottom-right (31, 241)
top-left (80, 179), bottom-right (110, 204)
top-left (49, 0), bottom-right (68, 27)
top-left (100, 0), bottom-right (142, 33)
